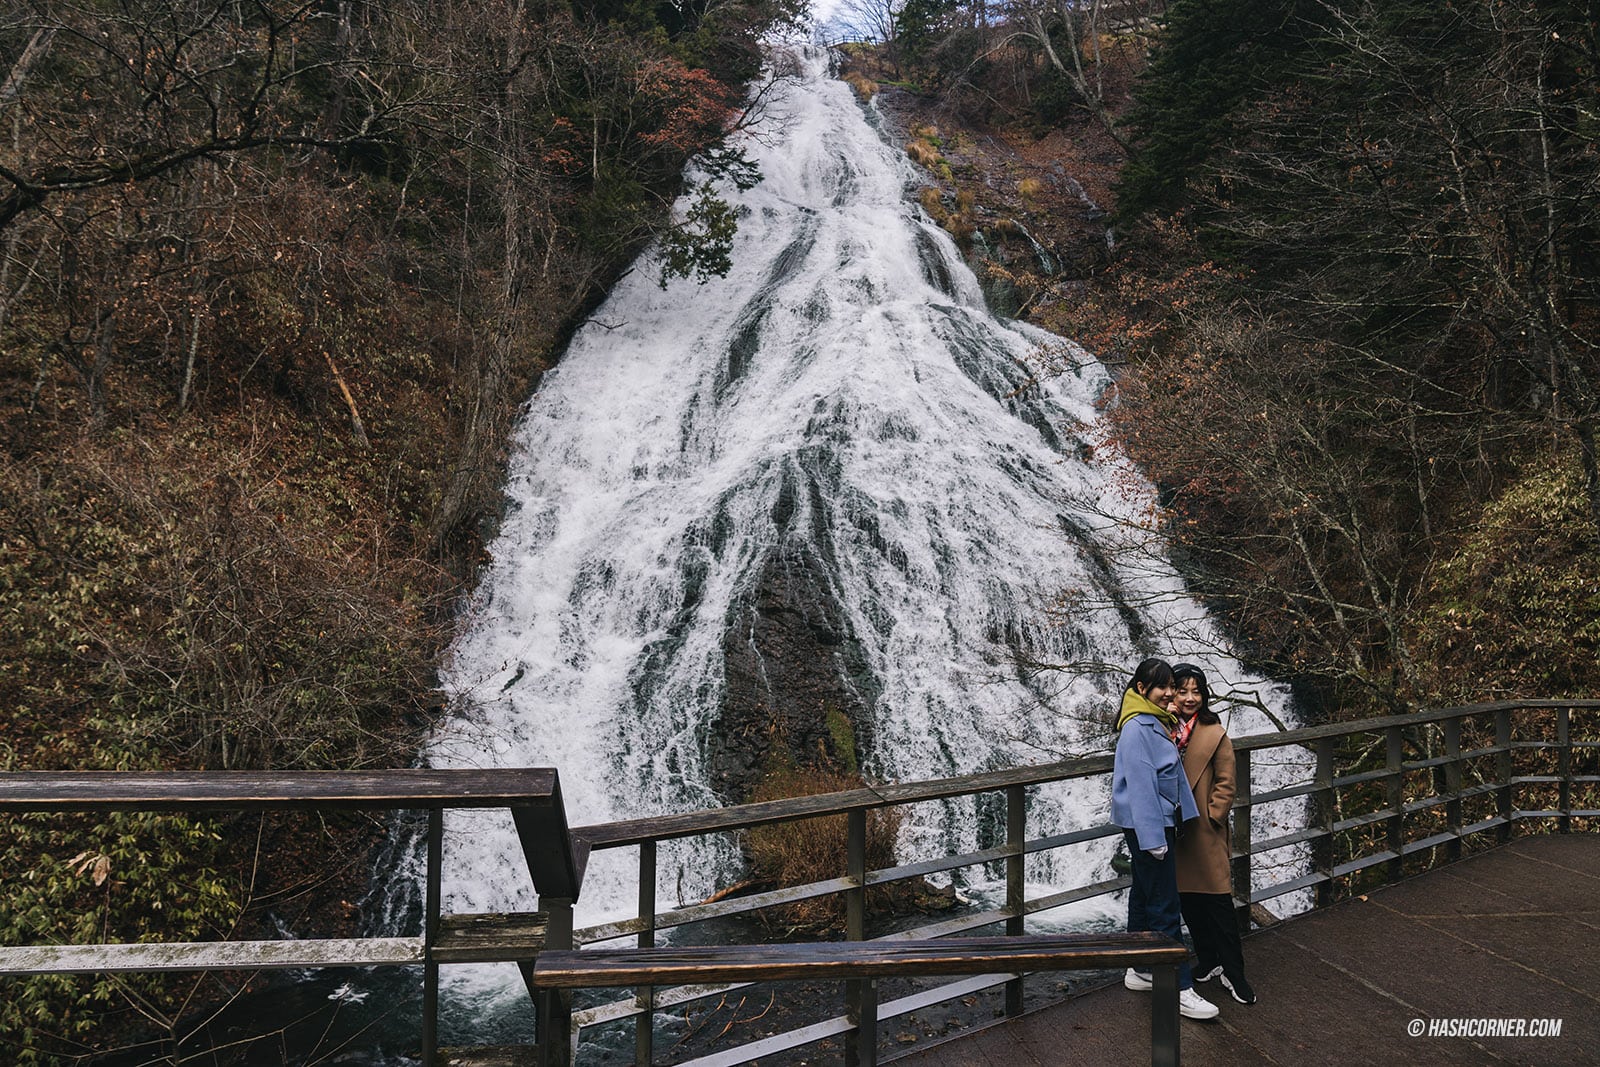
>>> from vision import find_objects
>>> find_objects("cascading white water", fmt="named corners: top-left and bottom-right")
top-left (423, 44), bottom-right (1303, 1021)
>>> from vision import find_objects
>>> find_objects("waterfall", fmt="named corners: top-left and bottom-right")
top-left (423, 44), bottom-right (1300, 1024)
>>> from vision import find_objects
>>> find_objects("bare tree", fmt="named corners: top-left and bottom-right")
top-left (996, 0), bottom-right (1166, 150)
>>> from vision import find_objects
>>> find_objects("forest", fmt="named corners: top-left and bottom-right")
top-left (836, 0), bottom-right (1597, 715)
top-left (0, 0), bottom-right (799, 1057)
top-left (1, 0), bottom-right (1595, 1059)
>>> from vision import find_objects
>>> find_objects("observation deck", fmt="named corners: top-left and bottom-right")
top-left (897, 832), bottom-right (1598, 1066)
top-left (3, 700), bottom-right (1596, 1065)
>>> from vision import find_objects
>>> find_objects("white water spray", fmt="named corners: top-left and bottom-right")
top-left (423, 46), bottom-right (1303, 1015)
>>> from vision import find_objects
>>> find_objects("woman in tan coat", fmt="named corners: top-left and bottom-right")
top-left (1171, 663), bottom-right (1256, 1005)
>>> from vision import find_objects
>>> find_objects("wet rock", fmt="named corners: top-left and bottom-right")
top-left (711, 534), bottom-right (875, 800)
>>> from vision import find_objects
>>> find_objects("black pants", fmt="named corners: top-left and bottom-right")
top-left (1125, 828), bottom-right (1193, 989)
top-left (1179, 890), bottom-right (1246, 981)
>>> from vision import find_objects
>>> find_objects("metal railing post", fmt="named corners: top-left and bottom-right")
top-left (844, 807), bottom-right (875, 1067)
top-left (1496, 708), bottom-right (1514, 841)
top-left (1557, 707), bottom-right (1572, 834)
top-left (636, 840), bottom-right (657, 1066)
top-left (422, 807), bottom-right (442, 1066)
top-left (1444, 716), bottom-right (1463, 862)
top-left (1005, 784), bottom-right (1025, 1017)
top-left (1312, 738), bottom-right (1335, 906)
top-left (1386, 725), bottom-right (1404, 882)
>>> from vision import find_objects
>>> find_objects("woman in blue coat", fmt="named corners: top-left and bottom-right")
top-left (1111, 657), bottom-right (1218, 1020)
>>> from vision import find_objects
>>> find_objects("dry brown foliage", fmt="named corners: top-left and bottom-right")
top-left (743, 764), bottom-right (901, 931)
top-left (906, 139), bottom-right (942, 168)
top-left (842, 70), bottom-right (879, 99)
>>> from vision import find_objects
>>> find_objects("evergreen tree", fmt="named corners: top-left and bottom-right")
top-left (1116, 0), bottom-right (1326, 218)
top-left (1106, 0), bottom-right (1600, 707)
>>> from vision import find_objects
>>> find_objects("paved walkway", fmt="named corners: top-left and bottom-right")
top-left (893, 834), bottom-right (1600, 1067)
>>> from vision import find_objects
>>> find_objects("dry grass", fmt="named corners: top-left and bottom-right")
top-left (745, 764), bottom-right (901, 931)
top-left (906, 138), bottom-right (941, 168)
top-left (842, 69), bottom-right (878, 100)
top-left (1018, 176), bottom-right (1044, 200)
top-left (916, 186), bottom-right (976, 246)
top-left (941, 213), bottom-right (975, 243)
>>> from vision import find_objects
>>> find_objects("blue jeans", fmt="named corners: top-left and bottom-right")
top-left (1125, 827), bottom-right (1193, 990)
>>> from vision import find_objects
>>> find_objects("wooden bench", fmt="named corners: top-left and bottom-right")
top-left (534, 931), bottom-right (1188, 1067)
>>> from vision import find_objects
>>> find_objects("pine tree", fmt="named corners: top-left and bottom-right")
top-left (1116, 0), bottom-right (1326, 218)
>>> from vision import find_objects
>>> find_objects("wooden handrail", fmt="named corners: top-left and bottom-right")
top-left (535, 934), bottom-right (1187, 1067)
top-left (562, 700), bottom-right (1598, 1067)
top-left (5, 700), bottom-right (1595, 1067)
top-left (0, 768), bottom-right (559, 812)
top-left (0, 766), bottom-right (582, 1067)
top-left (534, 932), bottom-right (1187, 985)
top-left (575, 756), bottom-right (1117, 847)
top-left (0, 767), bottom-right (585, 900)
top-left (576, 701), bottom-right (1600, 851)
top-left (1230, 699), bottom-right (1600, 752)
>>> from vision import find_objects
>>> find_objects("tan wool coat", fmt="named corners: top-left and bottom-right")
top-left (1175, 721), bottom-right (1237, 895)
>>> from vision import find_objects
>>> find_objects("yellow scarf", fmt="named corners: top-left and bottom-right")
top-left (1116, 688), bottom-right (1178, 733)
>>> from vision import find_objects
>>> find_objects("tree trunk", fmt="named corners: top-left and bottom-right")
top-left (0, 28), bottom-right (56, 107)
top-left (322, 350), bottom-right (369, 446)
top-left (427, 0), bottom-right (526, 563)
top-left (1579, 422), bottom-right (1600, 544)
top-left (178, 310), bottom-right (202, 413)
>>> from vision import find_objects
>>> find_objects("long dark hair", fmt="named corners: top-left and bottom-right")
top-left (1171, 663), bottom-right (1220, 725)
top-left (1126, 657), bottom-right (1174, 697)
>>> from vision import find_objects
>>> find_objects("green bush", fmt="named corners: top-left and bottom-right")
top-left (0, 743), bottom-right (234, 1063)
top-left (1413, 452), bottom-right (1600, 701)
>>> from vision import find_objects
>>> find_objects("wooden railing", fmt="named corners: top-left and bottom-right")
top-left (0, 768), bottom-right (585, 1066)
top-left (560, 699), bottom-right (1600, 1066)
top-left (535, 933), bottom-right (1189, 1067)
top-left (1, 700), bottom-right (1595, 1066)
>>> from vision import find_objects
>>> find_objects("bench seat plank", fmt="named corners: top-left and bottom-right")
top-left (0, 769), bottom-right (558, 812)
top-left (534, 933), bottom-right (1186, 988)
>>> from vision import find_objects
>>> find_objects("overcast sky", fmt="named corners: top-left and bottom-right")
top-left (807, 0), bottom-right (850, 35)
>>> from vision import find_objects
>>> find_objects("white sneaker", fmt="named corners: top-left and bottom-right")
top-left (1124, 968), bottom-right (1153, 991)
top-left (1178, 987), bottom-right (1220, 1020)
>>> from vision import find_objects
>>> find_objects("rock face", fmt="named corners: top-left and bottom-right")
top-left (869, 85), bottom-right (1119, 318)
top-left (709, 480), bottom-right (878, 801)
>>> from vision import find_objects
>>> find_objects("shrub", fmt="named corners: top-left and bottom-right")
top-left (842, 70), bottom-right (878, 100)
top-left (0, 742), bottom-right (236, 1064)
top-left (744, 764), bottom-right (900, 931)
top-left (0, 434), bottom-right (440, 773)
top-left (906, 138), bottom-right (942, 168)
top-left (941, 212), bottom-right (975, 244)
top-left (1412, 451), bottom-right (1600, 702)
